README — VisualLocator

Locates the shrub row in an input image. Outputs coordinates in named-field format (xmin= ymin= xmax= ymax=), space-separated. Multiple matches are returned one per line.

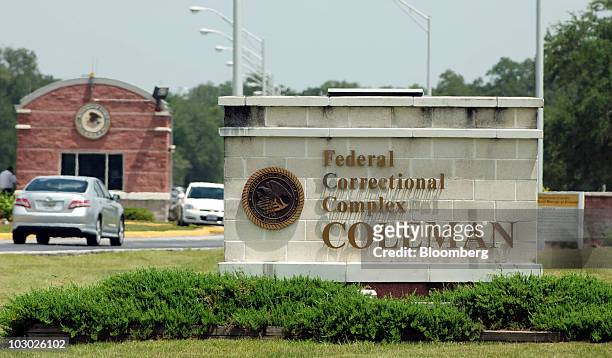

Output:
xmin=0 ymin=269 xmax=479 ymax=343
xmin=1 ymin=270 xmax=610 ymax=343
xmin=429 ymin=274 xmax=612 ymax=342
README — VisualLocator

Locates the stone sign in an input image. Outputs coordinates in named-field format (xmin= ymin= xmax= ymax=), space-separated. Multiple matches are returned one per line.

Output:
xmin=219 ymin=94 xmax=543 ymax=283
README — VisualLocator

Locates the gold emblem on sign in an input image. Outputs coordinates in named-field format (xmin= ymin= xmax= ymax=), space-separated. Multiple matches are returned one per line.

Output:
xmin=75 ymin=103 xmax=111 ymax=139
xmin=241 ymin=167 xmax=304 ymax=230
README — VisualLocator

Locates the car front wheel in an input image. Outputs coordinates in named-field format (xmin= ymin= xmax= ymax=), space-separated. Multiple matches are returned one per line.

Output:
xmin=86 ymin=218 xmax=102 ymax=246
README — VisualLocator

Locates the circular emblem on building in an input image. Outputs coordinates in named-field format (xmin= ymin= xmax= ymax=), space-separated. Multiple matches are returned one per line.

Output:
xmin=242 ymin=167 xmax=304 ymax=230
xmin=75 ymin=103 xmax=111 ymax=139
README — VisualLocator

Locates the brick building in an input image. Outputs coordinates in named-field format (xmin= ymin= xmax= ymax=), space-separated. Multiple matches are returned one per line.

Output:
xmin=14 ymin=76 xmax=172 ymax=219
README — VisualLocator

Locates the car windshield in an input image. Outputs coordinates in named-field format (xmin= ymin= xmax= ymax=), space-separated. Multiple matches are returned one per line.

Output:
xmin=188 ymin=187 xmax=223 ymax=200
xmin=25 ymin=178 xmax=88 ymax=193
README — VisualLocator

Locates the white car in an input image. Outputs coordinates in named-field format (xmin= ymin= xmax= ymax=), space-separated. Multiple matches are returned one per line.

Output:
xmin=177 ymin=182 xmax=224 ymax=226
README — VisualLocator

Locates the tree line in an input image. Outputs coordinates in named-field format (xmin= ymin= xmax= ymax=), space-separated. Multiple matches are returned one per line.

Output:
xmin=0 ymin=0 xmax=609 ymax=191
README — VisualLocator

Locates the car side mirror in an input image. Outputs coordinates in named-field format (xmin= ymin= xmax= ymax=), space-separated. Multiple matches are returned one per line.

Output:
xmin=112 ymin=194 xmax=120 ymax=201
xmin=177 ymin=193 xmax=185 ymax=200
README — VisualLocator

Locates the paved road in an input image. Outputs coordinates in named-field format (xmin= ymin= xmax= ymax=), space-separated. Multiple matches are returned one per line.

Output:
xmin=0 ymin=235 xmax=223 ymax=254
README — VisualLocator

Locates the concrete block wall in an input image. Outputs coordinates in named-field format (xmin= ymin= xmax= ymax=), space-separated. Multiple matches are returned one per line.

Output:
xmin=223 ymin=137 xmax=538 ymax=263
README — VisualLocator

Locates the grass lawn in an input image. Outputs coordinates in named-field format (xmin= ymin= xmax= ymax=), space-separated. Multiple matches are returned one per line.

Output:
xmin=0 ymin=250 xmax=223 ymax=305
xmin=0 ymin=340 xmax=611 ymax=357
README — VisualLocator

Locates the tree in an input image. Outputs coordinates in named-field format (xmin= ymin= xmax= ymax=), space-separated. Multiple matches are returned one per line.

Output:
xmin=482 ymin=57 xmax=534 ymax=97
xmin=434 ymin=58 xmax=534 ymax=97
xmin=543 ymin=0 xmax=611 ymax=190
xmin=434 ymin=70 xmax=476 ymax=96
xmin=0 ymin=48 xmax=54 ymax=170
xmin=168 ymin=82 xmax=232 ymax=186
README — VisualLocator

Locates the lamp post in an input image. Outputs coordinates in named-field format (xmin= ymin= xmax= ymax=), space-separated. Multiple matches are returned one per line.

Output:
xmin=535 ymin=0 xmax=544 ymax=192
xmin=191 ymin=4 xmax=269 ymax=95
xmin=395 ymin=0 xmax=432 ymax=96
xmin=232 ymin=0 xmax=242 ymax=96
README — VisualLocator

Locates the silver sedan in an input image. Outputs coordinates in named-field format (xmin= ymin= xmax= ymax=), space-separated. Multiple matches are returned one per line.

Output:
xmin=12 ymin=176 xmax=124 ymax=246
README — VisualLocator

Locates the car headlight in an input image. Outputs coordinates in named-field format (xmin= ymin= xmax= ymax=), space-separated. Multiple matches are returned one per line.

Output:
xmin=184 ymin=204 xmax=195 ymax=210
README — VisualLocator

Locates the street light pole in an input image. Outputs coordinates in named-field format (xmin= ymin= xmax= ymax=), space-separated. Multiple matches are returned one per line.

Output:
xmin=395 ymin=0 xmax=432 ymax=95
xmin=232 ymin=0 xmax=243 ymax=96
xmin=536 ymin=0 xmax=544 ymax=192
xmin=426 ymin=16 xmax=431 ymax=96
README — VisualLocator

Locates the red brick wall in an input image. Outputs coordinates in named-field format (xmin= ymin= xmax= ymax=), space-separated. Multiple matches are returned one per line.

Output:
xmin=16 ymin=82 xmax=171 ymax=193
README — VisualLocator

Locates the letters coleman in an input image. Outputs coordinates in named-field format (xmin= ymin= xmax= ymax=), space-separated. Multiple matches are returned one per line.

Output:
xmin=319 ymin=150 xmax=514 ymax=260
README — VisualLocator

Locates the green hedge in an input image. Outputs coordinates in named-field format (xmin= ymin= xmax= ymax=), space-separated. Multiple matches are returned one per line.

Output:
xmin=1 ymin=271 xmax=611 ymax=343
xmin=0 ymin=193 xmax=14 ymax=220
xmin=431 ymin=274 xmax=612 ymax=342
xmin=0 ymin=269 xmax=479 ymax=343
xmin=123 ymin=207 xmax=154 ymax=222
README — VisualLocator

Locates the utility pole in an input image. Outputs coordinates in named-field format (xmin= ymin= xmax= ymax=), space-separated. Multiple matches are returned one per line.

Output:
xmin=426 ymin=16 xmax=431 ymax=96
xmin=395 ymin=0 xmax=432 ymax=96
xmin=232 ymin=0 xmax=243 ymax=96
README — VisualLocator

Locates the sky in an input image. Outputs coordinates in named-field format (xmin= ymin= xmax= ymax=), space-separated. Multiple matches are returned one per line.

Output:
xmin=0 ymin=0 xmax=591 ymax=93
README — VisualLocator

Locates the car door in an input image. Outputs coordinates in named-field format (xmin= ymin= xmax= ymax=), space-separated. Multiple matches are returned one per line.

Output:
xmin=91 ymin=180 xmax=107 ymax=230
xmin=99 ymin=181 xmax=121 ymax=232
xmin=94 ymin=180 xmax=116 ymax=233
